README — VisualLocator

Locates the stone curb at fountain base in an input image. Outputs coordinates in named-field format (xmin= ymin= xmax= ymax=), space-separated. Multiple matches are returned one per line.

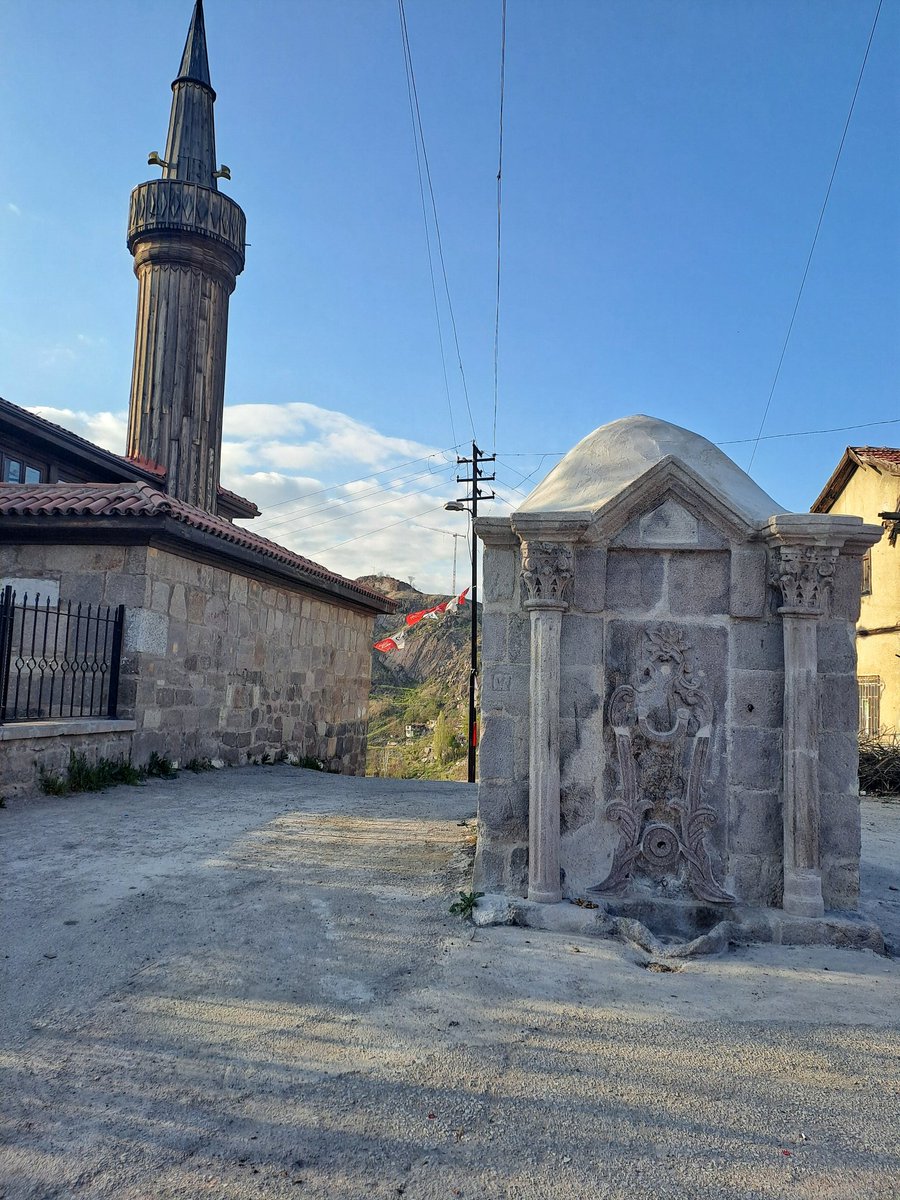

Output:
xmin=472 ymin=893 xmax=885 ymax=958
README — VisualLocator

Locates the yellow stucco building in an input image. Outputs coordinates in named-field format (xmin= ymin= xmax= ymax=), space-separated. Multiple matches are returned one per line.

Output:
xmin=813 ymin=447 xmax=900 ymax=736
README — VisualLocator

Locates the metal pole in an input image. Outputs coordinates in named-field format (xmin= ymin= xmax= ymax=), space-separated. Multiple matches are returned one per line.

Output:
xmin=468 ymin=441 xmax=478 ymax=783
xmin=107 ymin=604 xmax=125 ymax=718
xmin=0 ymin=585 xmax=14 ymax=726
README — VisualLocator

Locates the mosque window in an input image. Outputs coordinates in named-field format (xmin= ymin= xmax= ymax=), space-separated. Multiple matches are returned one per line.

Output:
xmin=0 ymin=452 xmax=46 ymax=484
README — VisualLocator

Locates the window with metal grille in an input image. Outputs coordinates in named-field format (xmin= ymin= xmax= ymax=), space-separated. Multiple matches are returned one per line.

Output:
xmin=861 ymin=549 xmax=872 ymax=595
xmin=858 ymin=675 xmax=882 ymax=737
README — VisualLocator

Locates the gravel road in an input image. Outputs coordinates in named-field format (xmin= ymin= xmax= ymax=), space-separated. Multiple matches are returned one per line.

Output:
xmin=1 ymin=768 xmax=899 ymax=1200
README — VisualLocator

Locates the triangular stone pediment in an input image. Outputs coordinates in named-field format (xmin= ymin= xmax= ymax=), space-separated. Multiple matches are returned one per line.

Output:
xmin=611 ymin=495 xmax=725 ymax=549
xmin=582 ymin=456 xmax=763 ymax=545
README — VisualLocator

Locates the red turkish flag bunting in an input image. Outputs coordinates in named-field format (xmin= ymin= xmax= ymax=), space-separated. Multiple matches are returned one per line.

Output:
xmin=405 ymin=586 xmax=469 ymax=627
xmin=374 ymin=587 xmax=469 ymax=652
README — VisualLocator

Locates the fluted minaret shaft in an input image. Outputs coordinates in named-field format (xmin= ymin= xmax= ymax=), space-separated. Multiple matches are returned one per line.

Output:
xmin=126 ymin=0 xmax=245 ymax=513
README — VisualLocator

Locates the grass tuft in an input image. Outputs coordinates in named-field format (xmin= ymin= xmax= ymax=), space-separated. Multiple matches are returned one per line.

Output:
xmin=40 ymin=750 xmax=143 ymax=796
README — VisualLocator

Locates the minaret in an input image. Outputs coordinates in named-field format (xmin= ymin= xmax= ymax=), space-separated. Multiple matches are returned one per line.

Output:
xmin=126 ymin=0 xmax=245 ymax=513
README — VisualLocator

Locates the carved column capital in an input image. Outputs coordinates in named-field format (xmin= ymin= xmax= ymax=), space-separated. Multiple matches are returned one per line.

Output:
xmin=769 ymin=543 xmax=839 ymax=616
xmin=519 ymin=540 xmax=575 ymax=609
xmin=763 ymin=512 xmax=882 ymax=617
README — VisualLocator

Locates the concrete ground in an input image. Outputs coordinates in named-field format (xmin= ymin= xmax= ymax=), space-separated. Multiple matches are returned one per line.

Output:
xmin=1 ymin=769 xmax=899 ymax=1200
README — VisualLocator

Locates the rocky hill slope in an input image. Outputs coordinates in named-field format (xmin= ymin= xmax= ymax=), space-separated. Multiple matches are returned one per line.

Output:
xmin=356 ymin=575 xmax=481 ymax=779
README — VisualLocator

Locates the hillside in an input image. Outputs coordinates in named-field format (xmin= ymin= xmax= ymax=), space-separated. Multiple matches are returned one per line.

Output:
xmin=357 ymin=575 xmax=481 ymax=780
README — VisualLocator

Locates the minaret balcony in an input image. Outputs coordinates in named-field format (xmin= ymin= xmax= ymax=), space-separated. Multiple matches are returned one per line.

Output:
xmin=127 ymin=178 xmax=245 ymax=269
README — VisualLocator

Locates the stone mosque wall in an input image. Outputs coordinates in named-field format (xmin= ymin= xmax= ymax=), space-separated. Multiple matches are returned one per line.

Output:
xmin=0 ymin=541 xmax=375 ymax=795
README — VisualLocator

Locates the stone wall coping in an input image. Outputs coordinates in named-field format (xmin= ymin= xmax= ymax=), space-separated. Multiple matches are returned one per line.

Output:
xmin=0 ymin=719 xmax=137 ymax=742
xmin=764 ymin=512 xmax=883 ymax=553
xmin=511 ymin=513 xmax=592 ymax=541
xmin=475 ymin=517 xmax=518 ymax=548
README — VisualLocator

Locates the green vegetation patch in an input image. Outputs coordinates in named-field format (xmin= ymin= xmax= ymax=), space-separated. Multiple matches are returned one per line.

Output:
xmin=39 ymin=749 xmax=178 ymax=796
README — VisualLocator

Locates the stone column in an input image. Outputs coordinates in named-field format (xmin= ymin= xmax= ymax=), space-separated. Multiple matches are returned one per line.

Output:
xmin=768 ymin=536 xmax=839 ymax=918
xmin=519 ymin=539 xmax=575 ymax=903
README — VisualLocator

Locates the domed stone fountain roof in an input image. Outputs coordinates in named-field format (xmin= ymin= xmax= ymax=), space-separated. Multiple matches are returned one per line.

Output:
xmin=517 ymin=414 xmax=785 ymax=525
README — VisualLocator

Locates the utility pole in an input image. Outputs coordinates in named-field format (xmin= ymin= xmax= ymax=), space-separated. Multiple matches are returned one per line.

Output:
xmin=453 ymin=442 xmax=495 ymax=783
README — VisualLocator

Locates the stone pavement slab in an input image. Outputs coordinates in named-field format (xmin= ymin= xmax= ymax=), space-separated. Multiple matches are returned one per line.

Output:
xmin=1 ymin=769 xmax=899 ymax=1200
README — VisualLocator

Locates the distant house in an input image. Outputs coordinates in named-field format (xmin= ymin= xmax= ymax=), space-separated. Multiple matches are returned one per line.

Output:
xmin=812 ymin=447 xmax=900 ymax=736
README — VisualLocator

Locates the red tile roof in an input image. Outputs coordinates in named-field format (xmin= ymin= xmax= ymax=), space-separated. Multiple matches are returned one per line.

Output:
xmin=216 ymin=482 xmax=260 ymax=517
xmin=0 ymin=482 xmax=394 ymax=610
xmin=851 ymin=447 xmax=900 ymax=465
xmin=1 ymin=398 xmax=260 ymax=518
xmin=122 ymin=453 xmax=167 ymax=478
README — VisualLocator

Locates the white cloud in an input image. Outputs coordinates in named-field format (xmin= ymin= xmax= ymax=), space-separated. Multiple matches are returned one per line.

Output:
xmin=220 ymin=400 xmax=471 ymax=588
xmin=6 ymin=203 xmax=21 ymax=216
xmin=37 ymin=332 xmax=107 ymax=369
xmin=25 ymin=400 xmax=496 ymax=592
xmin=28 ymin=406 xmax=127 ymax=453
xmin=224 ymin=402 xmax=436 ymax=468
xmin=39 ymin=344 xmax=78 ymax=367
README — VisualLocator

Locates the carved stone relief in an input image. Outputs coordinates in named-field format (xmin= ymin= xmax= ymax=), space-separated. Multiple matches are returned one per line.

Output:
xmin=520 ymin=541 xmax=575 ymax=606
xmin=769 ymin=544 xmax=838 ymax=613
xmin=591 ymin=622 xmax=735 ymax=904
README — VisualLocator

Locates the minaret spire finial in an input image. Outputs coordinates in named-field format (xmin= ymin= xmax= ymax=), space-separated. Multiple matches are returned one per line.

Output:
xmin=176 ymin=0 xmax=212 ymax=87
xmin=161 ymin=0 xmax=218 ymax=188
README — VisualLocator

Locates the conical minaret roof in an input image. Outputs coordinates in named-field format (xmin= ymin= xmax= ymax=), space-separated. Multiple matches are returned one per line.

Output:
xmin=163 ymin=0 xmax=218 ymax=188
xmin=176 ymin=0 xmax=212 ymax=87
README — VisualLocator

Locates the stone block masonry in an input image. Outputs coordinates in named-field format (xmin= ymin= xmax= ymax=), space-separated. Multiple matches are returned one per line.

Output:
xmin=1 ymin=721 xmax=136 ymax=800
xmin=473 ymin=415 xmax=884 ymax=948
xmin=0 ymin=540 xmax=378 ymax=796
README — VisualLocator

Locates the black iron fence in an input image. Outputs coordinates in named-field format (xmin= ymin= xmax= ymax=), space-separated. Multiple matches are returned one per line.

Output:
xmin=0 ymin=586 xmax=124 ymax=724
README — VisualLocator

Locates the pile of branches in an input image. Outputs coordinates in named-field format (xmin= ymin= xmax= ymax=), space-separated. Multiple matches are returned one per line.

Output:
xmin=859 ymin=732 xmax=900 ymax=797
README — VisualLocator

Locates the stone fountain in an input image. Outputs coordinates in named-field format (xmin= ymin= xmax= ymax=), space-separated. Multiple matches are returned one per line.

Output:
xmin=474 ymin=415 xmax=884 ymax=952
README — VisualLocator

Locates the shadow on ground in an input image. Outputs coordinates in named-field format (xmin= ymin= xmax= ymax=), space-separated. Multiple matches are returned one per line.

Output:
xmin=1 ymin=769 xmax=899 ymax=1200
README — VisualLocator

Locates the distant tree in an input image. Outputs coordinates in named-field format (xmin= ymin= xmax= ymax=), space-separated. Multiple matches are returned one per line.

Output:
xmin=432 ymin=711 xmax=453 ymax=765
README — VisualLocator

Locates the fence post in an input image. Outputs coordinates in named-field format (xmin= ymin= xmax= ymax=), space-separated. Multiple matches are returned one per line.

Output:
xmin=107 ymin=604 xmax=125 ymax=718
xmin=0 ymin=585 xmax=13 ymax=725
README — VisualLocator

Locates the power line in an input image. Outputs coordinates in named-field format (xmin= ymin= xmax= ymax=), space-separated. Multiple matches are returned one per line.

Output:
xmin=747 ymin=0 xmax=884 ymax=470
xmin=316 ymin=502 xmax=453 ymax=553
xmin=491 ymin=465 xmax=530 ymax=497
xmin=255 ymin=467 xmax=456 ymax=540
xmin=720 ymin=417 xmax=900 ymax=446
xmin=412 ymin=522 xmax=465 ymax=538
xmin=397 ymin=0 xmax=477 ymax=440
xmin=258 ymin=409 xmax=900 ymax=557
xmin=492 ymin=0 xmax=507 ymax=454
xmin=254 ymin=446 xmax=460 ymax=514
xmin=499 ymin=415 xmax=900 ymax=456
xmin=255 ymin=459 xmax=458 ymax=534
xmin=257 ymin=470 xmax=458 ymax=540
xmin=397 ymin=1 xmax=457 ymax=446
xmin=494 ymin=453 xmax=552 ymax=492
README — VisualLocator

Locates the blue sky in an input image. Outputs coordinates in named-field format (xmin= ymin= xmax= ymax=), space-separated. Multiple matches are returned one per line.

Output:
xmin=1 ymin=1 xmax=897 ymax=590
